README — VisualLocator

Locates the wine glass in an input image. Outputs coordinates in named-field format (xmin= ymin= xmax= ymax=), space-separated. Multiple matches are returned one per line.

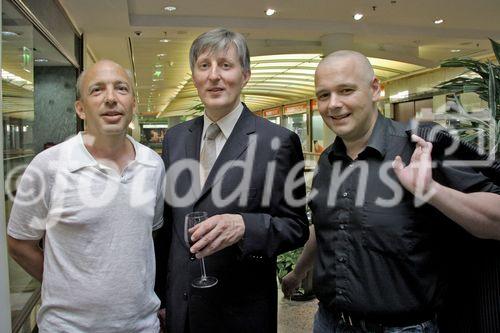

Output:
xmin=184 ymin=211 xmax=218 ymax=288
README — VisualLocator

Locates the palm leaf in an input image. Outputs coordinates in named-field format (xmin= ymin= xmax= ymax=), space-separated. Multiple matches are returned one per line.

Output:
xmin=489 ymin=38 xmax=500 ymax=64
xmin=488 ymin=61 xmax=497 ymax=120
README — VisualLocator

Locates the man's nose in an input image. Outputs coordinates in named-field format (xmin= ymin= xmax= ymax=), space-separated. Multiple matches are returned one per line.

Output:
xmin=208 ymin=66 xmax=221 ymax=80
xmin=328 ymin=94 xmax=342 ymax=110
xmin=104 ymin=87 xmax=117 ymax=104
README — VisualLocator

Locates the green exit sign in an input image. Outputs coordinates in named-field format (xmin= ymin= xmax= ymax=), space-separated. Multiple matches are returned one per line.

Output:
xmin=22 ymin=46 xmax=33 ymax=72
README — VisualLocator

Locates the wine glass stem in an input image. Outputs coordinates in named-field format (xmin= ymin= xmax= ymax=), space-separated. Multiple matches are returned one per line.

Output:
xmin=200 ymin=258 xmax=208 ymax=280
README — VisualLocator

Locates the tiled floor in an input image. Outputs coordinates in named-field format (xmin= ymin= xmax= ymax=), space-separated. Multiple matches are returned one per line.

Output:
xmin=278 ymin=290 xmax=318 ymax=333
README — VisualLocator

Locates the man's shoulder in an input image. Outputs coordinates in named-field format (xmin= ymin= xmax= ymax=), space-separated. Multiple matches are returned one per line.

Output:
xmin=166 ymin=117 xmax=200 ymax=137
xmin=29 ymin=136 xmax=78 ymax=169
xmin=133 ymin=140 xmax=164 ymax=166
xmin=382 ymin=116 xmax=408 ymax=137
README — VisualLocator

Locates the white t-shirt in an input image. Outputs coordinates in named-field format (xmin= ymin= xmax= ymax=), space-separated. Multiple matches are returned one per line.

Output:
xmin=8 ymin=133 xmax=165 ymax=333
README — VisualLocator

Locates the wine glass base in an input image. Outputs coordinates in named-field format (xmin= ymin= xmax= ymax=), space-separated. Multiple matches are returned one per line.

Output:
xmin=192 ymin=276 xmax=218 ymax=288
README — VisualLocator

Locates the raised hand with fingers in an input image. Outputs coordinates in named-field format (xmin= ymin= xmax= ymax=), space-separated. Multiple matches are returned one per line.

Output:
xmin=393 ymin=134 xmax=437 ymax=203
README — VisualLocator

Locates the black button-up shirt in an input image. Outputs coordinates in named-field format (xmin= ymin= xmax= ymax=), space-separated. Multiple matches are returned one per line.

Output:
xmin=310 ymin=113 xmax=500 ymax=318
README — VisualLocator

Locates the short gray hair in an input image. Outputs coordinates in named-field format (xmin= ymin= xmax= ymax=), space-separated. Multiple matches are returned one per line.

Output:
xmin=189 ymin=28 xmax=250 ymax=73
xmin=75 ymin=61 xmax=135 ymax=100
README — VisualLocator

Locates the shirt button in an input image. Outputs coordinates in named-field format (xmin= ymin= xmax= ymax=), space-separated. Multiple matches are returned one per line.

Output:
xmin=337 ymin=290 xmax=344 ymax=296
xmin=338 ymin=257 xmax=346 ymax=263
xmin=339 ymin=224 xmax=346 ymax=230
xmin=342 ymin=192 xmax=348 ymax=198
xmin=183 ymin=292 xmax=188 ymax=300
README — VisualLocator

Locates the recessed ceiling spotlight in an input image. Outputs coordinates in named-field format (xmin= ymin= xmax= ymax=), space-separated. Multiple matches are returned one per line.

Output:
xmin=353 ymin=13 xmax=364 ymax=21
xmin=160 ymin=38 xmax=170 ymax=43
xmin=434 ymin=19 xmax=444 ymax=24
xmin=35 ymin=58 xmax=49 ymax=63
xmin=157 ymin=53 xmax=166 ymax=57
xmin=265 ymin=8 xmax=276 ymax=16
xmin=451 ymin=49 xmax=461 ymax=53
xmin=164 ymin=6 xmax=176 ymax=12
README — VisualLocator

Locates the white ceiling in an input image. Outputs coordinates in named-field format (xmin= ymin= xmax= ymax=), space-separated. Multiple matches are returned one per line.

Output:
xmin=59 ymin=0 xmax=500 ymax=120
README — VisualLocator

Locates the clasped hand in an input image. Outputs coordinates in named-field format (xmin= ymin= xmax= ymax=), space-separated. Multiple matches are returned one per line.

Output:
xmin=189 ymin=214 xmax=245 ymax=258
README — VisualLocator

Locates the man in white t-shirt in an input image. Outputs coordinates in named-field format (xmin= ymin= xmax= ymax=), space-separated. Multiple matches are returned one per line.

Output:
xmin=7 ymin=60 xmax=165 ymax=333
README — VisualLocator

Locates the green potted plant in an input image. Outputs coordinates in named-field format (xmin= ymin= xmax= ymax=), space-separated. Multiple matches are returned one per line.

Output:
xmin=277 ymin=248 xmax=303 ymax=282
xmin=435 ymin=38 xmax=500 ymax=156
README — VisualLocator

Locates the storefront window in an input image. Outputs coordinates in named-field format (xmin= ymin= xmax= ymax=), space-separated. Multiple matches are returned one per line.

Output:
xmin=2 ymin=0 xmax=78 ymax=329
xmin=311 ymin=110 xmax=325 ymax=154
xmin=2 ymin=2 xmax=39 ymax=326
xmin=267 ymin=116 xmax=280 ymax=125
xmin=141 ymin=123 xmax=168 ymax=153
xmin=283 ymin=113 xmax=309 ymax=152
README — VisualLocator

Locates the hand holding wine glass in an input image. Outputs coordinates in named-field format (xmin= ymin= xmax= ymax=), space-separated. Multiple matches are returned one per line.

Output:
xmin=185 ymin=212 xmax=218 ymax=288
xmin=188 ymin=213 xmax=245 ymax=258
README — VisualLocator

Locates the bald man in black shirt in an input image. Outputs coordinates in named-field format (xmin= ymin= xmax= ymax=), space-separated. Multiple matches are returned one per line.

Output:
xmin=282 ymin=50 xmax=500 ymax=333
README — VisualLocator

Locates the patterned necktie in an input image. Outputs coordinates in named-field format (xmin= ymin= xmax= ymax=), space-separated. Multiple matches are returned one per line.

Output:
xmin=200 ymin=123 xmax=221 ymax=186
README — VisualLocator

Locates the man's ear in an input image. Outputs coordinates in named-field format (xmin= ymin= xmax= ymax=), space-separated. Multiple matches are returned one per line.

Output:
xmin=75 ymin=100 xmax=86 ymax=120
xmin=371 ymin=77 xmax=381 ymax=102
xmin=132 ymin=97 xmax=137 ymax=115
xmin=241 ymin=70 xmax=251 ymax=88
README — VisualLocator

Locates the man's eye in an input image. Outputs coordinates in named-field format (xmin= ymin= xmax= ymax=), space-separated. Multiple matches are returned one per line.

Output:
xmin=222 ymin=63 xmax=231 ymax=68
xmin=117 ymin=85 xmax=129 ymax=92
xmin=90 ymin=87 xmax=101 ymax=94
xmin=317 ymin=93 xmax=329 ymax=100
xmin=340 ymin=89 xmax=353 ymax=95
xmin=199 ymin=63 xmax=209 ymax=69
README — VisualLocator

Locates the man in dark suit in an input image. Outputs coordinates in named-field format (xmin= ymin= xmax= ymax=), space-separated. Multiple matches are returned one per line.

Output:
xmin=155 ymin=28 xmax=309 ymax=333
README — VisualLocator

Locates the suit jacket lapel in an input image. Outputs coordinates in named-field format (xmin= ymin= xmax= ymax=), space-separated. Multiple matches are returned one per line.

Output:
xmin=198 ymin=107 xmax=256 ymax=200
xmin=185 ymin=116 xmax=203 ymax=198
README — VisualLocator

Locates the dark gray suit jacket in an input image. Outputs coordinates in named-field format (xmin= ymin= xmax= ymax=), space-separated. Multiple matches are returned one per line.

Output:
xmin=155 ymin=105 xmax=309 ymax=333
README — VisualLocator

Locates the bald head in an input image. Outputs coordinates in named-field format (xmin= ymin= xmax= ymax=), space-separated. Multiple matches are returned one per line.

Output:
xmin=76 ymin=60 xmax=135 ymax=100
xmin=314 ymin=50 xmax=381 ymax=143
xmin=317 ymin=50 xmax=375 ymax=85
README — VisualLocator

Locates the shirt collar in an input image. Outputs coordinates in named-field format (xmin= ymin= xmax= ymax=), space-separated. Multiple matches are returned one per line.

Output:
xmin=67 ymin=132 xmax=156 ymax=173
xmin=328 ymin=112 xmax=389 ymax=162
xmin=202 ymin=102 xmax=243 ymax=140
xmin=362 ymin=112 xmax=389 ymax=158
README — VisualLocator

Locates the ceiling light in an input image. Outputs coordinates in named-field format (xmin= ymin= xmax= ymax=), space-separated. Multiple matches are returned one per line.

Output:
xmin=353 ymin=13 xmax=364 ymax=21
xmin=164 ymin=6 xmax=176 ymax=12
xmin=2 ymin=31 xmax=20 ymax=37
xmin=35 ymin=58 xmax=49 ymax=63
xmin=434 ymin=19 xmax=444 ymax=24
xmin=451 ymin=49 xmax=461 ymax=53
xmin=265 ymin=8 xmax=276 ymax=16
xmin=160 ymin=38 xmax=170 ymax=43
xmin=157 ymin=53 xmax=166 ymax=57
